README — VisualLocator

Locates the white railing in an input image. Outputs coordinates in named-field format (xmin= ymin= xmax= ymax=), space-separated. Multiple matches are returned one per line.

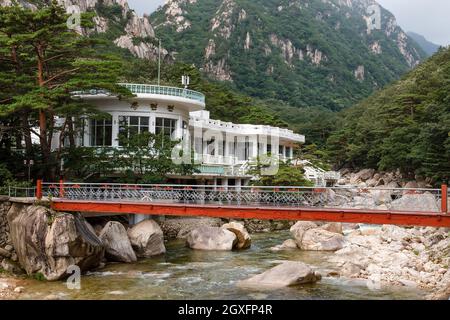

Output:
xmin=37 ymin=182 xmax=447 ymax=213
xmin=196 ymin=154 xmax=237 ymax=166
xmin=190 ymin=118 xmax=304 ymax=142
xmin=118 ymin=83 xmax=205 ymax=103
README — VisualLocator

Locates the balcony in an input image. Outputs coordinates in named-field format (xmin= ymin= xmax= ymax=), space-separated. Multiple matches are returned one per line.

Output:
xmin=194 ymin=154 xmax=238 ymax=166
xmin=118 ymin=83 xmax=205 ymax=104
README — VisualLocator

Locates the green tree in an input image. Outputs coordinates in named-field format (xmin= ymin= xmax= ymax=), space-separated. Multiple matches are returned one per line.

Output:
xmin=0 ymin=2 xmax=132 ymax=179
xmin=249 ymin=157 xmax=313 ymax=187
xmin=113 ymin=131 xmax=198 ymax=184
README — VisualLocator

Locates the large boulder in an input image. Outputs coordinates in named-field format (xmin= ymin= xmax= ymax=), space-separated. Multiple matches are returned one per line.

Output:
xmin=99 ymin=222 xmax=137 ymax=263
xmin=237 ymin=261 xmax=321 ymax=289
xmin=221 ymin=222 xmax=251 ymax=249
xmin=321 ymin=223 xmax=343 ymax=234
xmin=7 ymin=203 xmax=104 ymax=281
xmin=300 ymin=229 xmax=345 ymax=251
xmin=127 ymin=220 xmax=166 ymax=258
xmin=270 ymin=239 xmax=298 ymax=251
xmin=290 ymin=221 xmax=318 ymax=246
xmin=186 ymin=226 xmax=237 ymax=251
xmin=391 ymin=193 xmax=440 ymax=212
xmin=159 ymin=217 xmax=222 ymax=240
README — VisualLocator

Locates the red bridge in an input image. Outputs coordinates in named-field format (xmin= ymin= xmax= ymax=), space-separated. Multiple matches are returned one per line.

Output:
xmin=10 ymin=181 xmax=450 ymax=228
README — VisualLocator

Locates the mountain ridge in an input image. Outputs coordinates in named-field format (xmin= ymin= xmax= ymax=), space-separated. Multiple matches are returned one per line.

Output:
xmin=151 ymin=0 xmax=427 ymax=110
xmin=407 ymin=31 xmax=440 ymax=57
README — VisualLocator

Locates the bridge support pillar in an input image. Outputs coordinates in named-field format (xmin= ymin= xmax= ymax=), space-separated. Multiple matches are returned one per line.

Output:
xmin=130 ymin=214 xmax=149 ymax=226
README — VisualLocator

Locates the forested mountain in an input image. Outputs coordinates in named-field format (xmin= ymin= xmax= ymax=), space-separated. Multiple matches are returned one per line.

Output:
xmin=326 ymin=47 xmax=450 ymax=182
xmin=151 ymin=0 xmax=426 ymax=110
xmin=407 ymin=31 xmax=440 ymax=57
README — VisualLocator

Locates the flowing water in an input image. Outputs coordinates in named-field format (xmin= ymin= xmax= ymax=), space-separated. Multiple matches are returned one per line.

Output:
xmin=18 ymin=231 xmax=426 ymax=300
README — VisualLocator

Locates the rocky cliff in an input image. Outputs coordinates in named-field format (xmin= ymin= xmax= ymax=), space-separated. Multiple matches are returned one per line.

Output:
xmin=151 ymin=0 xmax=427 ymax=110
xmin=0 ymin=0 xmax=169 ymax=61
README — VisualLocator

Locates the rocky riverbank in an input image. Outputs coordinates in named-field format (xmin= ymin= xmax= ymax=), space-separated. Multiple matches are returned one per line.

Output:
xmin=1 ymin=196 xmax=449 ymax=300
xmin=337 ymin=168 xmax=435 ymax=189
xmin=269 ymin=221 xmax=450 ymax=299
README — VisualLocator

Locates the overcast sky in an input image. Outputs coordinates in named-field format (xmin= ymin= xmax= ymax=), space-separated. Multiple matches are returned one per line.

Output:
xmin=129 ymin=0 xmax=450 ymax=45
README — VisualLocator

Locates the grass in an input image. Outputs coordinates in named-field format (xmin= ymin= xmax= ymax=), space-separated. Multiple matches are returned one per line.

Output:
xmin=33 ymin=272 xmax=46 ymax=281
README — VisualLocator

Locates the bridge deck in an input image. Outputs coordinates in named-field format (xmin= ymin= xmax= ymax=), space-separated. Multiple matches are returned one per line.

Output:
xmin=51 ymin=200 xmax=450 ymax=228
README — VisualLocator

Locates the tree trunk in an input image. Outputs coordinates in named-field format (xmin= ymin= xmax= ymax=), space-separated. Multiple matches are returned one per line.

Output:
xmin=36 ymin=44 xmax=54 ymax=180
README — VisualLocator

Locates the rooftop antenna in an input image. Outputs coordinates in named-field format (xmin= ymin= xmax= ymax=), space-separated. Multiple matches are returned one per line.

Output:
xmin=182 ymin=75 xmax=190 ymax=89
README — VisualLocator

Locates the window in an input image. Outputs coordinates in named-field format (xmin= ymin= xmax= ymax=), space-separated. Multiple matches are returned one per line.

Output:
xmin=267 ymin=144 xmax=272 ymax=154
xmin=118 ymin=116 xmax=150 ymax=146
xmin=155 ymin=118 xmax=177 ymax=139
xmin=90 ymin=118 xmax=112 ymax=146
xmin=285 ymin=146 xmax=291 ymax=158
xmin=279 ymin=145 xmax=284 ymax=156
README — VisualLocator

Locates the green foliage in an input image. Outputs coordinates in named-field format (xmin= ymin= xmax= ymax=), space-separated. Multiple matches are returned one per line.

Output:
xmin=326 ymin=47 xmax=450 ymax=183
xmin=152 ymin=0 xmax=426 ymax=111
xmin=0 ymin=2 xmax=132 ymax=180
xmin=33 ymin=272 xmax=46 ymax=281
xmin=121 ymin=58 xmax=289 ymax=127
xmin=112 ymin=131 xmax=198 ymax=184
xmin=248 ymin=157 xmax=313 ymax=187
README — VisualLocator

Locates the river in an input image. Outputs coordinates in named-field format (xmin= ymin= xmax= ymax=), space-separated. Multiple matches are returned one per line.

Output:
xmin=16 ymin=231 xmax=426 ymax=300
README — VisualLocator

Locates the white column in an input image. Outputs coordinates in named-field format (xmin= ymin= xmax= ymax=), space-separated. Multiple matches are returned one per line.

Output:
xmin=260 ymin=135 xmax=268 ymax=156
xmin=235 ymin=178 xmax=241 ymax=191
xmin=290 ymin=146 xmax=294 ymax=159
xmin=83 ymin=117 xmax=90 ymax=147
xmin=282 ymin=145 xmax=286 ymax=161
xmin=111 ymin=114 xmax=119 ymax=147
xmin=149 ymin=114 xmax=156 ymax=134
xmin=176 ymin=115 xmax=183 ymax=139
xmin=131 ymin=214 xmax=148 ymax=225
xmin=250 ymin=135 xmax=258 ymax=159
xmin=222 ymin=178 xmax=228 ymax=191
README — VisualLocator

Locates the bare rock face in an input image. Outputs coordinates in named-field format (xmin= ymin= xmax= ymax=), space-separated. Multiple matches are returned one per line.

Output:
xmin=237 ymin=261 xmax=321 ymax=289
xmin=291 ymin=221 xmax=345 ymax=251
xmin=7 ymin=203 xmax=104 ymax=281
xmin=300 ymin=228 xmax=345 ymax=251
xmin=127 ymin=220 xmax=166 ymax=258
xmin=391 ymin=193 xmax=440 ymax=212
xmin=290 ymin=221 xmax=318 ymax=246
xmin=186 ymin=226 xmax=237 ymax=251
xmin=221 ymin=222 xmax=251 ymax=249
xmin=321 ymin=223 xmax=343 ymax=235
xmin=99 ymin=222 xmax=137 ymax=263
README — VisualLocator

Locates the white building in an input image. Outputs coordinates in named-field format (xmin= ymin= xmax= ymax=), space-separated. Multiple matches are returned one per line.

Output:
xmin=70 ymin=83 xmax=305 ymax=186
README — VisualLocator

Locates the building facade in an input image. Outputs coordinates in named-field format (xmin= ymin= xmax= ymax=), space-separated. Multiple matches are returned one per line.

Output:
xmin=72 ymin=83 xmax=305 ymax=186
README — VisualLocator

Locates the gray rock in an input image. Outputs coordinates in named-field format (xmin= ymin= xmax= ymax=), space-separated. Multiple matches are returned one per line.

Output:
xmin=186 ymin=226 xmax=237 ymax=251
xmin=237 ymin=261 xmax=321 ymax=289
xmin=0 ymin=247 xmax=11 ymax=258
xmin=127 ymin=220 xmax=166 ymax=258
xmin=300 ymin=229 xmax=345 ymax=251
xmin=290 ymin=221 xmax=318 ymax=246
xmin=221 ymin=222 xmax=251 ymax=249
xmin=99 ymin=222 xmax=137 ymax=263
xmin=7 ymin=203 xmax=104 ymax=280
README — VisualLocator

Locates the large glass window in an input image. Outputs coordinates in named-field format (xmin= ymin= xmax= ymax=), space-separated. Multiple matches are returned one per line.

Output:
xmin=285 ymin=146 xmax=291 ymax=158
xmin=119 ymin=116 xmax=149 ymax=145
xmin=90 ymin=118 xmax=112 ymax=146
xmin=155 ymin=118 xmax=177 ymax=139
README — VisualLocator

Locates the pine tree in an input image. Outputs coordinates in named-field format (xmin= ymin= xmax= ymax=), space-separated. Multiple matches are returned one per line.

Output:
xmin=0 ymin=1 xmax=132 ymax=179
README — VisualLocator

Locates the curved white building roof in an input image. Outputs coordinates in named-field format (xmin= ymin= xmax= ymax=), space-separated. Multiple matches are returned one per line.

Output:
xmin=74 ymin=83 xmax=206 ymax=112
